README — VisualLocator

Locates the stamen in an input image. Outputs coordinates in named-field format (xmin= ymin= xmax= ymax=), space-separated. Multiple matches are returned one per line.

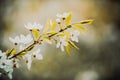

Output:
xmin=33 ymin=54 xmax=36 ymax=58
xmin=37 ymin=29 xmax=40 ymax=31
xmin=30 ymin=29 xmax=32 ymax=31
xmin=72 ymin=34 xmax=74 ymax=37
xmin=26 ymin=60 xmax=28 ymax=63
xmin=58 ymin=22 xmax=61 ymax=24
xmin=13 ymin=64 xmax=17 ymax=68
xmin=62 ymin=17 xmax=66 ymax=20
xmin=2 ymin=62 xmax=5 ymax=66
xmin=12 ymin=59 xmax=16 ymax=63
xmin=60 ymin=41 xmax=62 ymax=44
xmin=14 ymin=43 xmax=18 ymax=45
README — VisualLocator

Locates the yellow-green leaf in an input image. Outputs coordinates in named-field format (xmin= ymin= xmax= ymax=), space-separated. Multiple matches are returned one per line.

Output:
xmin=64 ymin=32 xmax=70 ymax=38
xmin=51 ymin=22 xmax=57 ymax=31
xmin=43 ymin=38 xmax=52 ymax=44
xmin=66 ymin=13 xmax=72 ymax=25
xmin=72 ymin=24 xmax=87 ymax=31
xmin=19 ymin=52 xmax=27 ymax=57
xmin=56 ymin=33 xmax=65 ymax=37
xmin=78 ymin=19 xmax=93 ymax=25
xmin=65 ymin=45 xmax=71 ymax=56
xmin=26 ymin=45 xmax=34 ymax=51
xmin=68 ymin=40 xmax=79 ymax=49
xmin=32 ymin=29 xmax=39 ymax=41
xmin=43 ymin=19 xmax=50 ymax=33
xmin=6 ymin=48 xmax=16 ymax=57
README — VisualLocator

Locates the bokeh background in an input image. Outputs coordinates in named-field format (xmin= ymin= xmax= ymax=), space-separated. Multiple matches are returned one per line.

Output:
xmin=0 ymin=0 xmax=120 ymax=80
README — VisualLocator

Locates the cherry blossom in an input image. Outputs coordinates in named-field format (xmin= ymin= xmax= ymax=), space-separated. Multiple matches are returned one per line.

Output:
xmin=25 ymin=22 xmax=43 ymax=30
xmin=56 ymin=36 xmax=68 ymax=51
xmin=70 ymin=30 xmax=80 ymax=42
xmin=9 ymin=36 xmax=20 ymax=45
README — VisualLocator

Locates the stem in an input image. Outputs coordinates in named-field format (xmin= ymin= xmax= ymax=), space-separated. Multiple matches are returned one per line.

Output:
xmin=9 ymin=42 xmax=36 ymax=59
xmin=9 ymin=25 xmax=72 ymax=59
xmin=48 ymin=25 xmax=72 ymax=37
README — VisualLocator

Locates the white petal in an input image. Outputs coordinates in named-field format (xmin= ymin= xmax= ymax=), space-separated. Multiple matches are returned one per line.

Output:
xmin=56 ymin=42 xmax=60 ymax=48
xmin=38 ymin=24 xmax=43 ymax=30
xmin=56 ymin=13 xmax=62 ymax=18
xmin=26 ymin=55 xmax=32 ymax=70
xmin=19 ymin=45 xmax=25 ymax=50
xmin=27 ymin=60 xmax=32 ymax=70
xmin=25 ymin=23 xmax=33 ymax=29
xmin=63 ymin=13 xmax=69 ymax=18
xmin=56 ymin=18 xmax=61 ymax=22
xmin=9 ymin=37 xmax=15 ymax=43
xmin=8 ymin=72 xmax=13 ymax=79
xmin=61 ymin=45 xmax=64 ymax=51
xmin=64 ymin=42 xmax=68 ymax=46
xmin=36 ymin=54 xmax=43 ymax=60
xmin=50 ymin=20 xmax=53 ymax=26
xmin=15 ymin=36 xmax=20 ymax=43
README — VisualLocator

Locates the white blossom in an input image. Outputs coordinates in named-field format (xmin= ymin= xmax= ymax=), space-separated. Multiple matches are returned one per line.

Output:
xmin=0 ymin=51 xmax=14 ymax=79
xmin=0 ymin=52 xmax=13 ymax=69
xmin=25 ymin=22 xmax=43 ymax=30
xmin=22 ymin=47 xmax=43 ymax=70
xmin=9 ymin=34 xmax=33 ymax=45
xmin=70 ymin=30 xmax=80 ymax=42
xmin=23 ymin=54 xmax=32 ymax=70
xmin=56 ymin=12 xmax=69 ymax=18
xmin=9 ymin=36 xmax=20 ymax=45
xmin=7 ymin=68 xmax=13 ymax=79
xmin=56 ymin=18 xmax=61 ymax=23
xmin=56 ymin=36 xmax=68 ymax=51
xmin=20 ymin=34 xmax=33 ymax=44
xmin=32 ymin=49 xmax=43 ymax=60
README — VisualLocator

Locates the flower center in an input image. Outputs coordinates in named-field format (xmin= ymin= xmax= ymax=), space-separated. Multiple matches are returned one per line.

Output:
xmin=2 ymin=62 xmax=6 ymax=66
xmin=26 ymin=60 xmax=28 ymax=63
xmin=14 ymin=43 xmax=18 ymax=45
xmin=62 ymin=17 xmax=66 ymax=20
xmin=33 ymin=54 xmax=36 ymax=58
xmin=14 ymin=64 xmax=17 ymax=68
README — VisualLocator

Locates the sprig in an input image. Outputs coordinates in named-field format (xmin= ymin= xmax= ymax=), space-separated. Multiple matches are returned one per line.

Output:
xmin=0 ymin=12 xmax=93 ymax=79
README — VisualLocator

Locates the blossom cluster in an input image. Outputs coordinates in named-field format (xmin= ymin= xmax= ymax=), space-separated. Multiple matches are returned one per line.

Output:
xmin=0 ymin=12 xmax=93 ymax=79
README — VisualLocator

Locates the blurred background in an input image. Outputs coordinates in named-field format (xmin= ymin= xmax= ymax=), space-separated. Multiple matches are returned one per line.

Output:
xmin=0 ymin=0 xmax=120 ymax=80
